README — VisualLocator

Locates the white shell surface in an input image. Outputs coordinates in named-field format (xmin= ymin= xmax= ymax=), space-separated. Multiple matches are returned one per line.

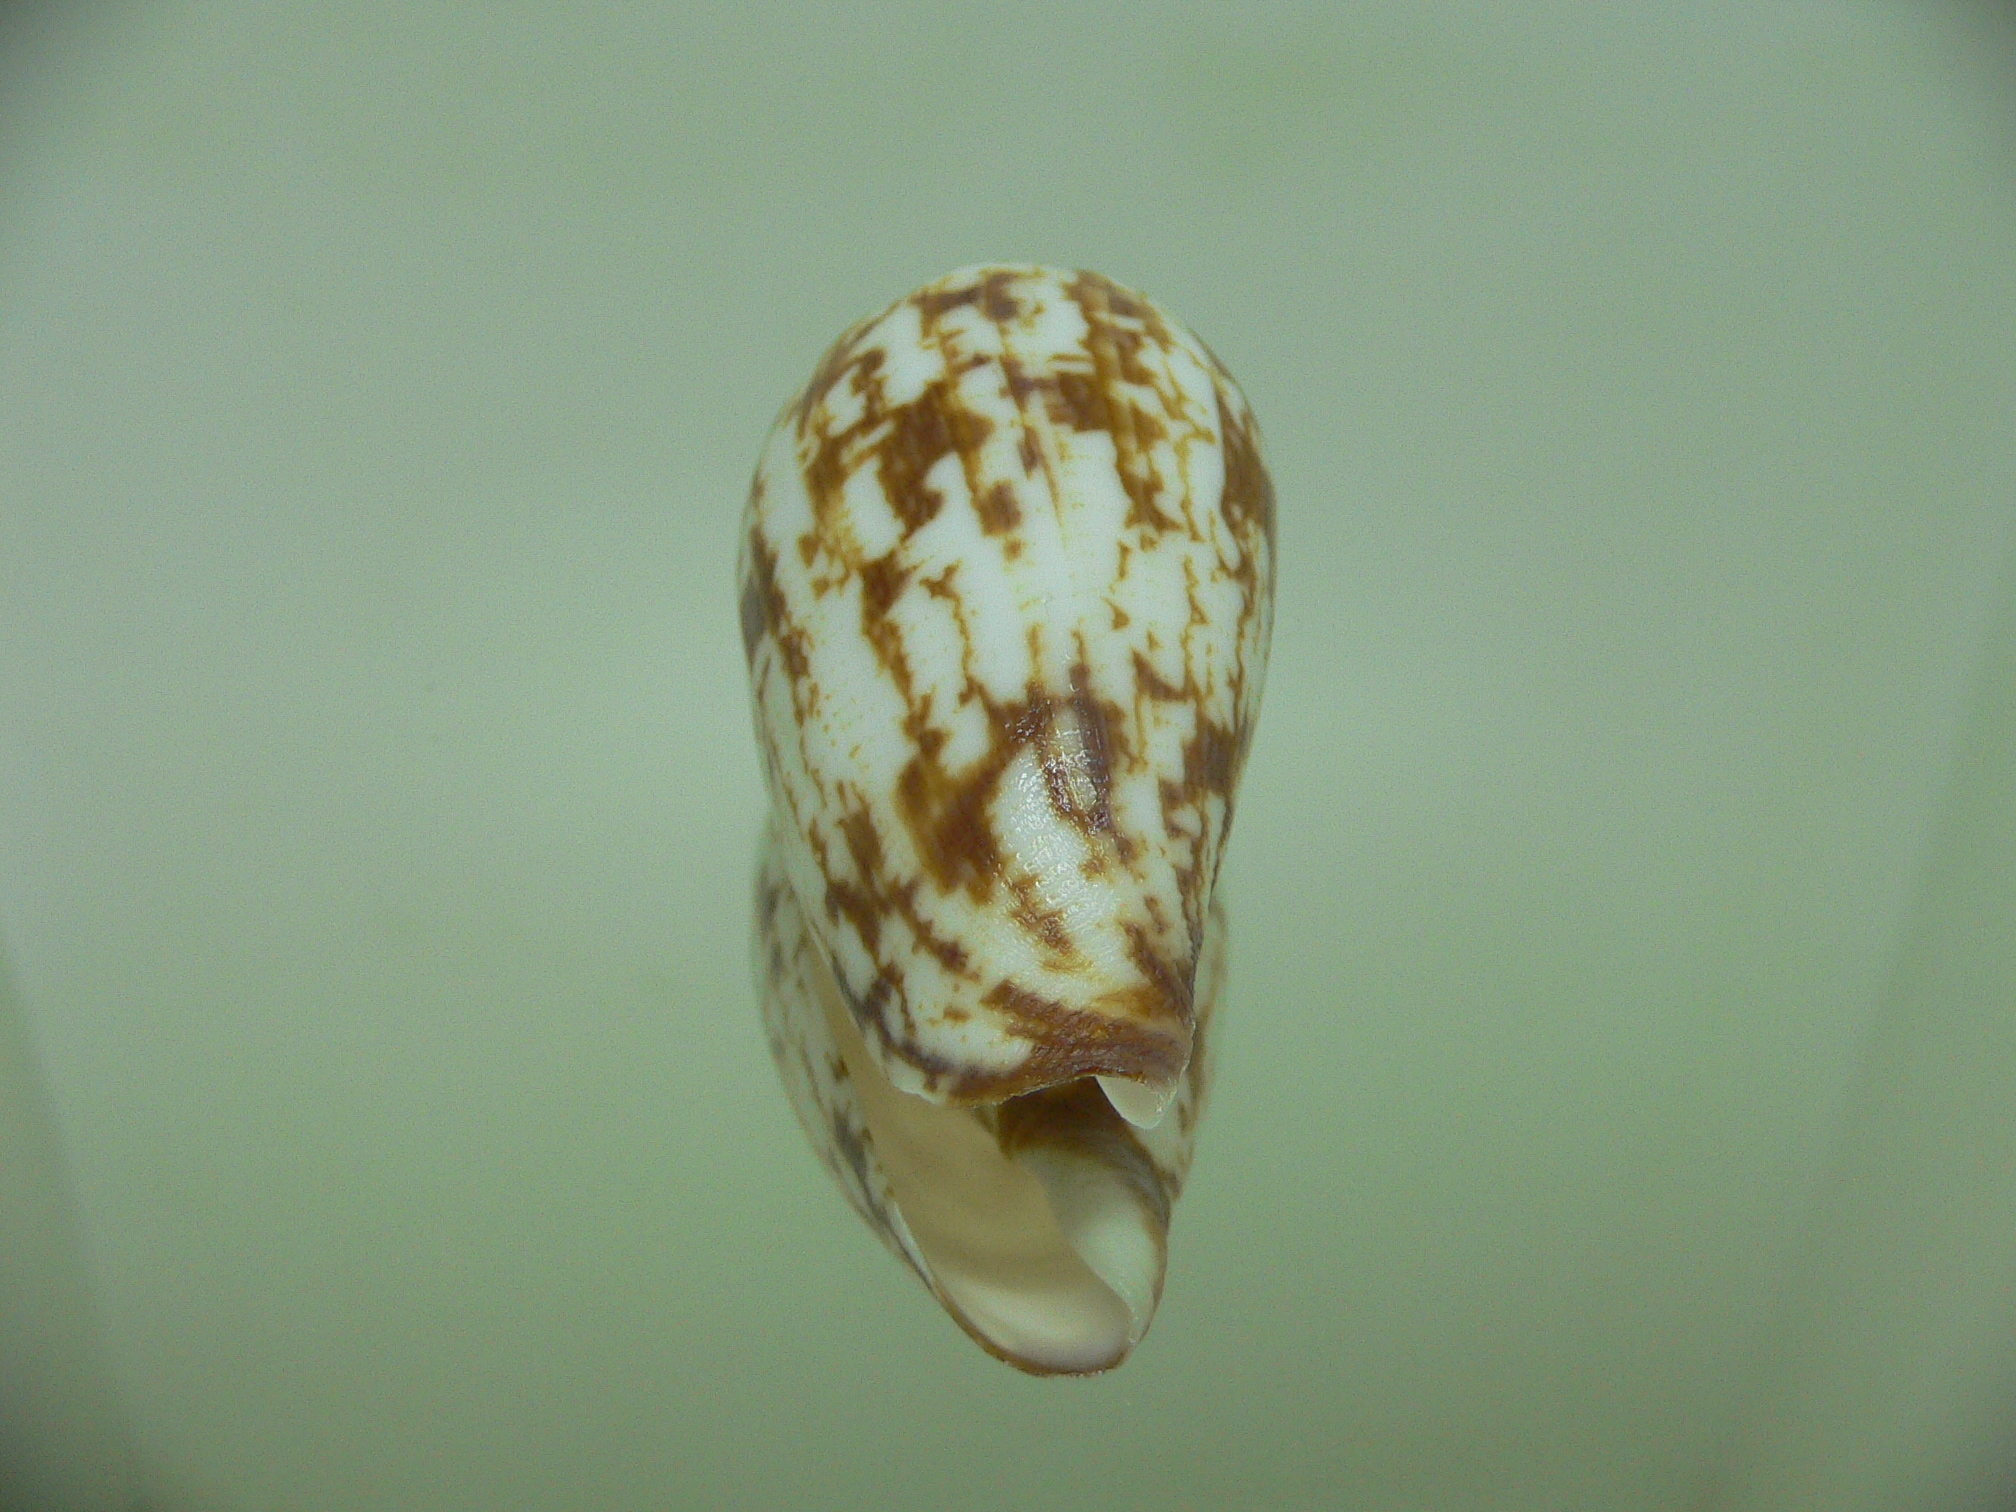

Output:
xmin=754 ymin=817 xmax=1224 ymax=1375
xmin=739 ymin=265 xmax=1274 ymax=1121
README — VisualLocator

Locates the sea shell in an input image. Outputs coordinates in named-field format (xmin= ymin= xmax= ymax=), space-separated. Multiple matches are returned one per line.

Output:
xmin=739 ymin=264 xmax=1273 ymax=1373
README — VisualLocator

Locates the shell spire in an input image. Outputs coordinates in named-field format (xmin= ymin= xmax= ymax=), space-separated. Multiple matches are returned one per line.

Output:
xmin=741 ymin=264 xmax=1274 ymax=1371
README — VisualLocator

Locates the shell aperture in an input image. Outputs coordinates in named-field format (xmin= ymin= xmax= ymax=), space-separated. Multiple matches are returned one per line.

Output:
xmin=740 ymin=264 xmax=1273 ymax=1373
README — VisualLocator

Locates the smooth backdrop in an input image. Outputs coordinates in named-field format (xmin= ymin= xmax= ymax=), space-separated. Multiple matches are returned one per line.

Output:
xmin=3 ymin=4 xmax=2016 ymax=1509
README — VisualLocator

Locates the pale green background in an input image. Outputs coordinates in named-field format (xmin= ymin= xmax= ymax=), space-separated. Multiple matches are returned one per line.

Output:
xmin=3 ymin=3 xmax=2016 ymax=1509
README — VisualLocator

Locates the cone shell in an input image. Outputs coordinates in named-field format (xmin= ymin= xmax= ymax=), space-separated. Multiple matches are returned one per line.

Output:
xmin=739 ymin=263 xmax=1274 ymax=1371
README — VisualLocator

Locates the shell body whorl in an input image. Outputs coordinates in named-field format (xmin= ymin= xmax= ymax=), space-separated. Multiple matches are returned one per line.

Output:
xmin=741 ymin=264 xmax=1273 ymax=1372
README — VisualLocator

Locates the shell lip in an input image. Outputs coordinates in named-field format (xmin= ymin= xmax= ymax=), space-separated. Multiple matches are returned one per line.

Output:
xmin=918 ymin=1089 xmax=1173 ymax=1376
xmin=870 ymin=1010 xmax=1194 ymax=1118
xmin=937 ymin=1300 xmax=1143 ymax=1378
xmin=1096 ymin=1073 xmax=1176 ymax=1129
xmin=820 ymin=982 xmax=1176 ymax=1379
xmin=840 ymin=947 xmax=1199 ymax=1116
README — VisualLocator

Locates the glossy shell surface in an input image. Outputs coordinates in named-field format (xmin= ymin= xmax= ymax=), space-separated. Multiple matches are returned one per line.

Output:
xmin=739 ymin=263 xmax=1274 ymax=1372
xmin=740 ymin=264 xmax=1273 ymax=1122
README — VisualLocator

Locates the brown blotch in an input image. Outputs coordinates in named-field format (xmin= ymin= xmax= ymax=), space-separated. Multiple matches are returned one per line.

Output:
xmin=799 ymin=348 xmax=998 ymax=548
xmin=826 ymin=1108 xmax=872 ymax=1193
xmin=799 ymin=343 xmax=888 ymax=531
xmin=1063 ymin=272 xmax=1186 ymax=538
xmin=741 ymin=529 xmax=810 ymax=682
xmin=975 ymin=480 xmax=1022 ymax=536
xmin=893 ymin=667 xmax=1132 ymax=907
xmin=1046 ymin=369 xmax=1110 ymax=433
xmin=1088 ymin=278 xmax=1154 ymax=328
xmin=856 ymin=551 xmax=914 ymax=693
xmin=831 ymin=801 xmax=969 ymax=978
xmin=913 ymin=267 xmax=1025 ymax=329
xmin=834 ymin=957 xmax=1193 ymax=1111
xmin=1005 ymin=871 xmax=1075 ymax=960
xmin=964 ymin=979 xmax=1190 ymax=1103
xmin=876 ymin=376 xmax=995 ymax=536
xmin=1068 ymin=270 xmax=1179 ymax=394
xmin=978 ymin=271 xmax=1025 ymax=324
xmin=1120 ymin=923 xmax=1196 ymax=1025
xmin=895 ymin=735 xmax=1013 ymax=900
xmin=738 ymin=570 xmax=767 ymax=664
xmin=1129 ymin=647 xmax=1188 ymax=704
xmin=1182 ymin=716 xmax=1241 ymax=799
xmin=793 ymin=322 xmax=880 ymax=433
xmin=830 ymin=954 xmax=916 ymax=1047
xmin=823 ymin=876 xmax=886 ymax=958
xmin=754 ymin=869 xmax=787 ymax=937
xmin=1216 ymin=391 xmax=1277 ymax=557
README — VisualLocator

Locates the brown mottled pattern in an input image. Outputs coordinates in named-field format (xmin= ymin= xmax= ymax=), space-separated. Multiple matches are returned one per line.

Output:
xmin=752 ymin=820 xmax=931 ymax=1286
xmin=753 ymin=817 xmax=1226 ymax=1368
xmin=740 ymin=264 xmax=1273 ymax=1114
